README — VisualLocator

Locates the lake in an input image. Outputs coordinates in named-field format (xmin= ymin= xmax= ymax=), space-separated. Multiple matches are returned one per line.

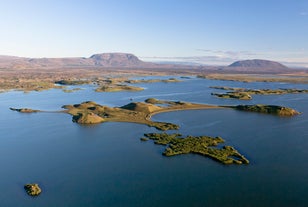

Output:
xmin=0 ymin=77 xmax=307 ymax=207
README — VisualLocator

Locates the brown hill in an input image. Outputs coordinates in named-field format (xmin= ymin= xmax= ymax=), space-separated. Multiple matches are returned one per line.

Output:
xmin=229 ymin=59 xmax=288 ymax=68
xmin=227 ymin=59 xmax=289 ymax=73
xmin=120 ymin=102 xmax=162 ymax=113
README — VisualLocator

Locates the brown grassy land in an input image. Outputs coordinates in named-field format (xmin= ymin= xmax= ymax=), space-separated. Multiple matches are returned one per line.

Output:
xmin=61 ymin=100 xmax=220 ymax=130
xmin=198 ymin=73 xmax=308 ymax=84
xmin=1 ymin=64 xmax=307 ymax=92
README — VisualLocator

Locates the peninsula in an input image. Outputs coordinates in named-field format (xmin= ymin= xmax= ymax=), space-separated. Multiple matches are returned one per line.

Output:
xmin=142 ymin=133 xmax=249 ymax=165
xmin=61 ymin=99 xmax=219 ymax=130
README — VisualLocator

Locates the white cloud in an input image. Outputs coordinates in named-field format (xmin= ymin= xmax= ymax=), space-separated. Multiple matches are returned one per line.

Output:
xmin=141 ymin=55 xmax=237 ymax=66
xmin=195 ymin=49 xmax=258 ymax=59
xmin=300 ymin=12 xmax=308 ymax=16
xmin=141 ymin=49 xmax=308 ymax=68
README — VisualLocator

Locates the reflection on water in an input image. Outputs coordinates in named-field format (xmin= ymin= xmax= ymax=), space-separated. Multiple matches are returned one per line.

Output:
xmin=0 ymin=77 xmax=307 ymax=207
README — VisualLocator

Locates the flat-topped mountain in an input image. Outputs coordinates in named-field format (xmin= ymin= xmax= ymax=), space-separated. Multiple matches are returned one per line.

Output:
xmin=229 ymin=59 xmax=288 ymax=69
xmin=90 ymin=53 xmax=145 ymax=67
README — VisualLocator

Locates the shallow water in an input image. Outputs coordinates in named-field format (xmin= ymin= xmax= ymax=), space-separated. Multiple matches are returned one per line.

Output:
xmin=0 ymin=77 xmax=307 ymax=207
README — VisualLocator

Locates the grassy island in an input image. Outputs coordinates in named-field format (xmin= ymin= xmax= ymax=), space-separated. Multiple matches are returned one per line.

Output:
xmin=211 ymin=86 xmax=308 ymax=100
xmin=124 ymin=78 xmax=181 ymax=84
xmin=142 ymin=133 xmax=249 ymax=165
xmin=55 ymin=79 xmax=91 ymax=85
xmin=95 ymin=84 xmax=144 ymax=92
xmin=62 ymin=88 xmax=82 ymax=93
xmin=24 ymin=183 xmax=41 ymax=196
xmin=231 ymin=104 xmax=300 ymax=116
xmin=212 ymin=92 xmax=252 ymax=100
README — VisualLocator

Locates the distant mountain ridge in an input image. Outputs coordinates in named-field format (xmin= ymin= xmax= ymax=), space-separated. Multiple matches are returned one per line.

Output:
xmin=0 ymin=53 xmax=296 ymax=74
xmin=229 ymin=59 xmax=288 ymax=69
xmin=0 ymin=53 xmax=156 ymax=69
xmin=224 ymin=59 xmax=290 ymax=73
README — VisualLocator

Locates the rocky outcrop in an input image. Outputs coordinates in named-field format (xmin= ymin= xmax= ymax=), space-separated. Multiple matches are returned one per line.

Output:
xmin=24 ymin=183 xmax=41 ymax=196
xmin=72 ymin=112 xmax=105 ymax=124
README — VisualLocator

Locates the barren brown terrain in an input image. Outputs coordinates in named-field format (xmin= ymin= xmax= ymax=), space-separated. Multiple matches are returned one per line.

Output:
xmin=0 ymin=53 xmax=307 ymax=92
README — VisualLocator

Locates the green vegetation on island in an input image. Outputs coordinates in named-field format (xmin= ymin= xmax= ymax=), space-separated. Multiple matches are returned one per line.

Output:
xmin=62 ymin=88 xmax=82 ymax=93
xmin=212 ymin=92 xmax=252 ymax=100
xmin=211 ymin=86 xmax=308 ymax=100
xmin=11 ymin=99 xmax=301 ymax=168
xmin=24 ymin=183 xmax=42 ymax=196
xmin=55 ymin=79 xmax=91 ymax=85
xmin=143 ymin=133 xmax=249 ymax=165
xmin=95 ymin=84 xmax=144 ymax=92
xmin=124 ymin=78 xmax=181 ymax=84
xmin=231 ymin=104 xmax=300 ymax=116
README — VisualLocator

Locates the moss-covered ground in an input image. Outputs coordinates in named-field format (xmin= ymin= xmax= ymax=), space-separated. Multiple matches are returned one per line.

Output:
xmin=143 ymin=133 xmax=249 ymax=165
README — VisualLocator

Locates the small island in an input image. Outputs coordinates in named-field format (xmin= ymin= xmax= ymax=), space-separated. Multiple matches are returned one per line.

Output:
xmin=211 ymin=86 xmax=308 ymax=100
xmin=55 ymin=79 xmax=91 ymax=85
xmin=212 ymin=92 xmax=252 ymax=100
xmin=124 ymin=78 xmax=181 ymax=84
xmin=95 ymin=84 xmax=144 ymax=92
xmin=24 ymin=183 xmax=42 ymax=196
xmin=231 ymin=104 xmax=300 ymax=116
xmin=9 ymin=108 xmax=40 ymax=113
xmin=142 ymin=133 xmax=249 ymax=165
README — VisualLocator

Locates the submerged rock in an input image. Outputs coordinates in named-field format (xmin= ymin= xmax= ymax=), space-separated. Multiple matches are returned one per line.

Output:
xmin=24 ymin=183 xmax=41 ymax=196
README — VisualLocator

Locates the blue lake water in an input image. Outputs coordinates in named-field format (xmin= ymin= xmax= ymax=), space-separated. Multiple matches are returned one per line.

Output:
xmin=0 ymin=77 xmax=307 ymax=207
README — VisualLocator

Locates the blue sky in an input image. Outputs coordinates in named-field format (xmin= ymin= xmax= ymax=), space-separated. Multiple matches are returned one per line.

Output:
xmin=0 ymin=0 xmax=307 ymax=67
